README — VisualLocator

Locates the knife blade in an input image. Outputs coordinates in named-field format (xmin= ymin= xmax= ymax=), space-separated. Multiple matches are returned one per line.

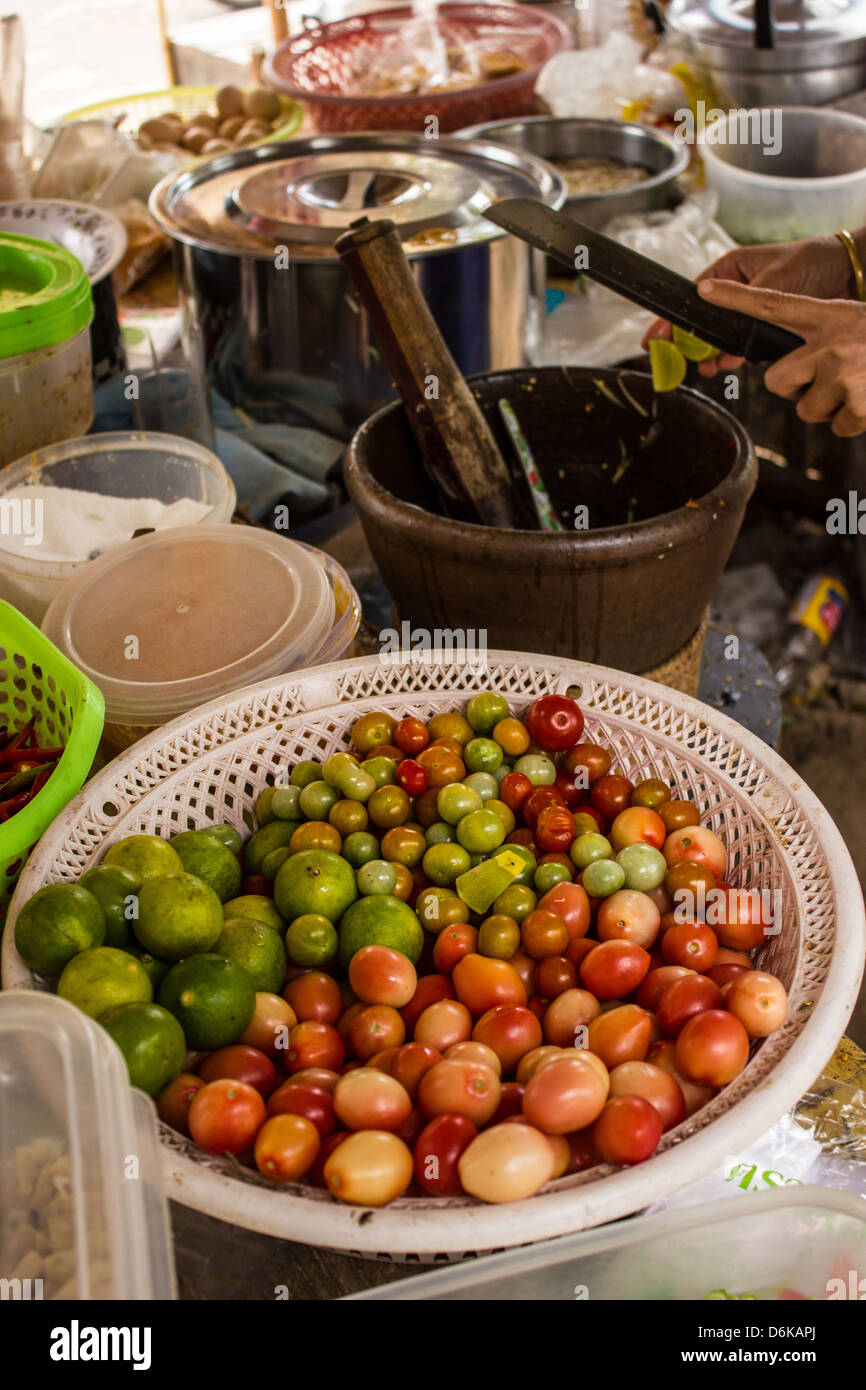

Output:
xmin=485 ymin=198 xmax=804 ymax=364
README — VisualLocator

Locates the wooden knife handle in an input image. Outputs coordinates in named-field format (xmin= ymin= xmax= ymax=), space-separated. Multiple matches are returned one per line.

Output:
xmin=336 ymin=217 xmax=519 ymax=529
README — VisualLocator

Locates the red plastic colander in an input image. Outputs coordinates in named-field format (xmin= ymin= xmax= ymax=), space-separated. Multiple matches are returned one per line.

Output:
xmin=264 ymin=3 xmax=572 ymax=134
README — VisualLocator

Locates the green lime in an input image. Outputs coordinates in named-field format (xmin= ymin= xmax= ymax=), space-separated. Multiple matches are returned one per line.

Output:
xmin=274 ymin=849 xmax=357 ymax=924
xmin=158 ymin=953 xmax=256 ymax=1050
xmin=356 ymin=860 xmax=398 ymax=896
xmin=223 ymin=894 xmax=284 ymax=932
xmin=649 ymin=338 xmax=687 ymax=392
xmin=262 ymin=846 xmax=292 ymax=881
xmin=271 ymin=786 xmax=302 ymax=821
xmin=285 ymin=913 xmax=338 ymax=968
xmin=672 ymin=324 xmax=719 ymax=363
xmin=169 ymin=831 xmax=242 ymax=903
xmin=214 ymin=918 xmax=286 ymax=993
xmin=58 ymin=946 xmax=152 ymax=1019
xmin=338 ymin=894 xmax=424 ymax=969
xmin=14 ymin=883 xmax=105 ymax=977
xmin=256 ymin=786 xmax=278 ymax=825
xmin=100 ymin=1002 xmax=186 ymax=1096
xmin=103 ymin=835 xmax=182 ymax=882
xmin=126 ymin=943 xmax=171 ymax=991
xmin=245 ymin=822 xmax=298 ymax=877
xmin=78 ymin=865 xmax=139 ymax=949
xmin=466 ymin=693 xmax=509 ymax=735
xmin=134 ymin=872 xmax=223 ymax=960
xmin=290 ymin=759 xmax=323 ymax=788
xmin=204 ymin=823 xmax=243 ymax=855
xmin=342 ymin=831 xmax=381 ymax=868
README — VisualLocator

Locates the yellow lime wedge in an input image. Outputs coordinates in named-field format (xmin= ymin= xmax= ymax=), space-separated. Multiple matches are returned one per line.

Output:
xmin=672 ymin=324 xmax=720 ymax=363
xmin=649 ymin=339 xmax=687 ymax=393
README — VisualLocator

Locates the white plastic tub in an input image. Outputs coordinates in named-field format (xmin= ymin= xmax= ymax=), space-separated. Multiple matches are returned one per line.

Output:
xmin=347 ymin=1187 xmax=866 ymax=1299
xmin=0 ymin=991 xmax=175 ymax=1300
xmin=0 ymin=430 xmax=237 ymax=623
xmin=701 ymin=107 xmax=866 ymax=244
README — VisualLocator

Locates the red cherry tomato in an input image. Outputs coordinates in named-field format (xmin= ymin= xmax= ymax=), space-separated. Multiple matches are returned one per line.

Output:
xmin=661 ymin=922 xmax=719 ymax=972
xmin=389 ymin=1042 xmax=443 ymax=1097
xmin=534 ymin=955 xmax=578 ymax=999
xmin=413 ymin=1114 xmax=477 ymax=1196
xmin=676 ymin=1009 xmax=750 ymax=1086
xmin=156 ymin=1073 xmax=205 ymax=1134
xmin=433 ymin=923 xmax=479 ymax=974
xmin=500 ymin=772 xmax=533 ymax=814
xmin=724 ymin=970 xmax=788 ymax=1038
xmin=590 ymin=774 xmax=634 ymax=823
xmin=348 ymin=1004 xmax=406 ymax=1061
xmin=396 ymin=759 xmax=429 ymax=795
xmin=542 ymin=988 xmax=601 ymax=1047
xmin=400 ymin=974 xmax=456 ymax=1032
xmin=656 ymin=975 xmax=723 ymax=1038
xmin=609 ymin=806 xmax=666 ymax=851
xmin=523 ymin=786 xmax=566 ymax=829
xmin=394 ymin=717 xmax=430 ymax=756
xmin=586 ymin=1004 xmax=654 ymax=1069
xmin=563 ymin=742 xmax=612 ymax=787
xmin=554 ymin=767 xmax=589 ymax=810
xmin=472 ymin=1005 xmax=543 ymax=1073
xmin=593 ymin=1095 xmax=662 ymax=1164
xmin=506 ymin=828 xmax=540 ymax=859
xmin=283 ymin=971 xmax=343 ymax=1025
xmin=490 ymin=1080 xmax=526 ymax=1123
xmin=535 ymin=805 xmax=576 ymax=854
xmin=198 ymin=1045 xmax=278 ymax=1097
xmin=525 ymin=694 xmax=584 ymax=752
xmin=608 ymin=1061 xmax=686 ymax=1132
xmin=286 ymin=1021 xmax=345 ymax=1073
xmin=580 ymin=939 xmax=651 ymax=999
xmin=523 ymin=1055 xmax=608 ymax=1134
xmin=418 ymin=1059 xmax=502 ymax=1125
xmin=254 ymin=1114 xmax=320 ymax=1183
xmin=709 ymin=885 xmax=774 ymax=952
xmin=706 ymin=962 xmax=750 ymax=989
xmin=188 ymin=1079 xmax=266 ymax=1156
xmin=266 ymin=1080 xmax=336 ymax=1136
xmin=663 ymin=825 xmax=727 ymax=880
xmin=536 ymin=881 xmax=591 ymax=940
xmin=635 ymin=965 xmax=695 ymax=1012
xmin=452 ymin=954 xmax=527 ymax=1017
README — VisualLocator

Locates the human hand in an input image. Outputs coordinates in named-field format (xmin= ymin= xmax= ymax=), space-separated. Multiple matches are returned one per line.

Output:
xmin=694 ymin=279 xmax=866 ymax=436
xmin=641 ymin=235 xmax=857 ymax=377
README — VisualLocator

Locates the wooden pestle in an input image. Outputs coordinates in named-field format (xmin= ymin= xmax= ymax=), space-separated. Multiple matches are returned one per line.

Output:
xmin=335 ymin=216 xmax=520 ymax=529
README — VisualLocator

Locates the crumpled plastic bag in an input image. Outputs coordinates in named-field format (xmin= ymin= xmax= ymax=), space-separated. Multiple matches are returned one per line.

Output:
xmin=537 ymin=32 xmax=686 ymax=122
xmin=646 ymin=1072 xmax=866 ymax=1216
xmin=537 ymin=192 xmax=736 ymax=368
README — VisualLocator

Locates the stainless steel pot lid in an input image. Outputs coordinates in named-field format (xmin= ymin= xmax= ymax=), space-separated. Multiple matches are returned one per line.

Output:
xmin=149 ymin=133 xmax=565 ymax=259
xmin=668 ymin=0 xmax=866 ymax=52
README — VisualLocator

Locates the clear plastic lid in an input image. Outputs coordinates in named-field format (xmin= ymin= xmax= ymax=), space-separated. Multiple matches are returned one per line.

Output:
xmin=0 ymin=991 xmax=175 ymax=1300
xmin=42 ymin=523 xmax=336 ymax=726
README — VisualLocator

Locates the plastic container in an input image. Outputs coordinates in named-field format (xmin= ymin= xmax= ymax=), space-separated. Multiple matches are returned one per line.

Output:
xmin=701 ymin=107 xmax=866 ymax=244
xmin=298 ymin=542 xmax=362 ymax=665
xmin=265 ymin=3 xmax=571 ymax=134
xmin=0 ymin=991 xmax=176 ymax=1299
xmin=0 ymin=233 xmax=94 ymax=466
xmin=347 ymin=1187 xmax=866 ymax=1299
xmin=0 ymin=599 xmax=104 ymax=915
xmin=41 ymin=524 xmax=340 ymax=755
xmin=0 ymin=431 xmax=237 ymax=624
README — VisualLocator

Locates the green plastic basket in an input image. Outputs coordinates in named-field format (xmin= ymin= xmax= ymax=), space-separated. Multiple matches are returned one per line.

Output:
xmin=0 ymin=600 xmax=104 ymax=917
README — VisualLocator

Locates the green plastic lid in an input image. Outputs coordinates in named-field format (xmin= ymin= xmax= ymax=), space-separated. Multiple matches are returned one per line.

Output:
xmin=0 ymin=232 xmax=93 ymax=360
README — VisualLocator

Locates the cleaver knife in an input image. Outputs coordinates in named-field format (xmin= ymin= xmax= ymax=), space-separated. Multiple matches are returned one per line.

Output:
xmin=485 ymin=198 xmax=805 ymax=364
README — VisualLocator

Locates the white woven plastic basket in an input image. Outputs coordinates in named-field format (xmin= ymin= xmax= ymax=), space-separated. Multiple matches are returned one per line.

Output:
xmin=3 ymin=652 xmax=864 ymax=1259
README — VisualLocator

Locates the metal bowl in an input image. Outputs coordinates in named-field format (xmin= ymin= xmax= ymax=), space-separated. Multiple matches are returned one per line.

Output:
xmin=458 ymin=116 xmax=688 ymax=227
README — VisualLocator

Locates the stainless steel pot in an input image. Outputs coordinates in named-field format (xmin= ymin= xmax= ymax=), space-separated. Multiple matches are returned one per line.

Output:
xmin=457 ymin=117 xmax=688 ymax=227
xmin=149 ymin=134 xmax=565 ymax=435
xmin=667 ymin=0 xmax=866 ymax=108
